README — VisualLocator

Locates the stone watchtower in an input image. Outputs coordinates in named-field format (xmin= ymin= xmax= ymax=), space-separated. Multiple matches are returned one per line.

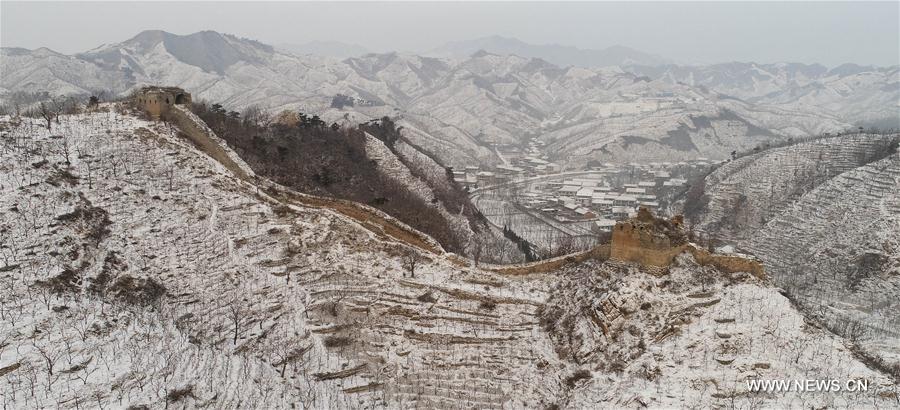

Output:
xmin=608 ymin=207 xmax=765 ymax=278
xmin=134 ymin=86 xmax=192 ymax=119
xmin=610 ymin=207 xmax=689 ymax=267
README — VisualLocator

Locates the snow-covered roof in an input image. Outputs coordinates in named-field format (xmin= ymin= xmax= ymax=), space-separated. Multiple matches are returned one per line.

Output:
xmin=663 ymin=178 xmax=687 ymax=186
xmin=611 ymin=206 xmax=633 ymax=214
xmin=496 ymin=164 xmax=525 ymax=173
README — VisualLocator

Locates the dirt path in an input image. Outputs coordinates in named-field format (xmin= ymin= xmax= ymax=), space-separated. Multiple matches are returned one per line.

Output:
xmin=273 ymin=189 xmax=443 ymax=254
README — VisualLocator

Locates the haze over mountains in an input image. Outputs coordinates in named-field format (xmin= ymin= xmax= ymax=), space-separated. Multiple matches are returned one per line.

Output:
xmin=277 ymin=40 xmax=370 ymax=60
xmin=425 ymin=35 xmax=670 ymax=67
xmin=2 ymin=29 xmax=898 ymax=167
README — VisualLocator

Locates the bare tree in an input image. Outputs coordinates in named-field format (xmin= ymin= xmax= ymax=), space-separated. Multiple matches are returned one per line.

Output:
xmin=55 ymin=135 xmax=72 ymax=165
xmin=38 ymin=102 xmax=54 ymax=131
xmin=227 ymin=293 xmax=245 ymax=346
xmin=552 ymin=236 xmax=577 ymax=258
xmin=31 ymin=338 xmax=62 ymax=388
xmin=490 ymin=235 xmax=516 ymax=264
xmin=84 ymin=160 xmax=94 ymax=189
xmin=470 ymin=237 xmax=485 ymax=267
xmin=242 ymin=104 xmax=272 ymax=128
xmin=165 ymin=167 xmax=175 ymax=191
xmin=402 ymin=250 xmax=419 ymax=278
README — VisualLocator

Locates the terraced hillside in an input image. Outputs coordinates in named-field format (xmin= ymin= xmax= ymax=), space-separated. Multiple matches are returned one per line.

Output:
xmin=302 ymin=265 xmax=559 ymax=408
xmin=1 ymin=108 xmax=896 ymax=408
xmin=561 ymin=258 xmax=897 ymax=408
xmin=745 ymin=154 xmax=900 ymax=368
xmin=689 ymin=133 xmax=899 ymax=243
xmin=684 ymin=132 xmax=900 ymax=372
xmin=0 ymin=110 xmax=569 ymax=408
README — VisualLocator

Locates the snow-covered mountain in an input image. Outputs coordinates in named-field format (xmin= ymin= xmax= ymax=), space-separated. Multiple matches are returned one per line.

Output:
xmin=684 ymin=132 xmax=900 ymax=370
xmin=2 ymin=30 xmax=897 ymax=167
xmin=629 ymin=62 xmax=900 ymax=128
xmin=1 ymin=108 xmax=896 ymax=408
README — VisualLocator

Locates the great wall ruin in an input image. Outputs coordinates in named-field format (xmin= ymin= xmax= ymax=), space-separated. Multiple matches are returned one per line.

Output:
xmin=610 ymin=207 xmax=765 ymax=278
xmin=492 ymin=206 xmax=764 ymax=278
xmin=133 ymin=87 xmax=766 ymax=280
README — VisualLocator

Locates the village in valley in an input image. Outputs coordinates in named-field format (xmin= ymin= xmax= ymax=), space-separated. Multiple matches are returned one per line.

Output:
xmin=457 ymin=137 xmax=715 ymax=255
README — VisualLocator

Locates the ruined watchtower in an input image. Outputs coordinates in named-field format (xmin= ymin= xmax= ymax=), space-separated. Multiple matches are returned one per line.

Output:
xmin=609 ymin=207 xmax=765 ymax=278
xmin=134 ymin=86 xmax=192 ymax=119
xmin=610 ymin=207 xmax=688 ymax=267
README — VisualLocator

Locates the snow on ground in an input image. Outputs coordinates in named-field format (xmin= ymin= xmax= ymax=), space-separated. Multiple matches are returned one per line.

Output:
xmin=0 ymin=108 xmax=553 ymax=408
xmin=366 ymin=134 xmax=521 ymax=263
xmin=0 ymin=108 xmax=896 ymax=408
xmin=548 ymin=257 xmax=898 ymax=408
xmin=694 ymin=133 xmax=899 ymax=243
xmin=745 ymin=152 xmax=900 ymax=371
xmin=0 ymin=108 xmax=356 ymax=407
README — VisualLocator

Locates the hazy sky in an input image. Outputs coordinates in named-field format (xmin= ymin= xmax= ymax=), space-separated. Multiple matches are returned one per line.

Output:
xmin=2 ymin=1 xmax=898 ymax=67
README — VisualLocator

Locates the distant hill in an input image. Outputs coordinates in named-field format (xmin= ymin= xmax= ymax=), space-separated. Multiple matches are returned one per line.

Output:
xmin=277 ymin=40 xmax=370 ymax=59
xmin=427 ymin=35 xmax=670 ymax=67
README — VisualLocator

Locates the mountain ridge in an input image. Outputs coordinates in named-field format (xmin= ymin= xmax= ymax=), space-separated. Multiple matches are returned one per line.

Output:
xmin=1 ymin=29 xmax=897 ymax=167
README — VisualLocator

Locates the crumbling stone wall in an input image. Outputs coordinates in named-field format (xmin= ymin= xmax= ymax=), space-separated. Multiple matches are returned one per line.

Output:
xmin=610 ymin=221 xmax=685 ymax=266
xmin=166 ymin=106 xmax=251 ymax=181
xmin=610 ymin=207 xmax=765 ymax=278
xmin=687 ymin=246 xmax=765 ymax=279
xmin=610 ymin=208 xmax=687 ymax=267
